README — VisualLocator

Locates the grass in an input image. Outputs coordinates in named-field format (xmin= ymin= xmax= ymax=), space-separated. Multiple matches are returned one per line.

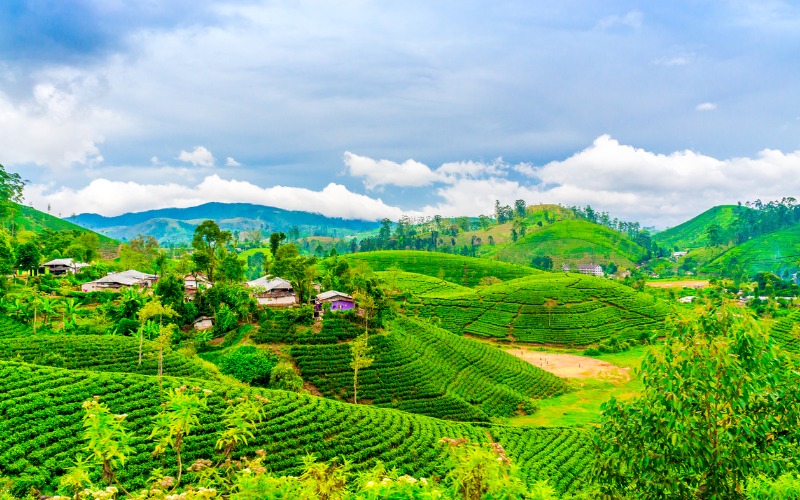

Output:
xmin=507 ymin=346 xmax=648 ymax=427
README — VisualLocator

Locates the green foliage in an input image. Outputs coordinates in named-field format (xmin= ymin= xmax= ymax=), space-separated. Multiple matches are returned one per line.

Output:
xmin=340 ymin=250 xmax=536 ymax=287
xmin=192 ymin=220 xmax=232 ymax=282
xmin=746 ymin=473 xmax=800 ymax=499
xmin=81 ymin=397 xmax=133 ymax=484
xmin=292 ymin=316 xmax=569 ymax=421
xmin=769 ymin=309 xmax=800 ymax=354
xmin=214 ymin=346 xmax=279 ymax=387
xmin=408 ymin=273 xmax=669 ymax=345
xmin=349 ymin=333 xmax=374 ymax=405
xmin=269 ymin=362 xmax=304 ymax=392
xmin=653 ymin=205 xmax=749 ymax=250
xmin=703 ymin=222 xmax=800 ymax=277
xmin=214 ymin=303 xmax=238 ymax=335
xmin=594 ymin=303 xmax=800 ymax=498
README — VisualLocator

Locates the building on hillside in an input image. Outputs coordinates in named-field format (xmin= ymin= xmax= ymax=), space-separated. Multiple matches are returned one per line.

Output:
xmin=41 ymin=258 xmax=90 ymax=275
xmin=672 ymin=251 xmax=688 ymax=258
xmin=562 ymin=263 xmax=604 ymax=277
xmin=81 ymin=269 xmax=158 ymax=292
xmin=193 ymin=316 xmax=214 ymax=331
xmin=678 ymin=296 xmax=695 ymax=304
xmin=184 ymin=274 xmax=213 ymax=300
xmin=315 ymin=290 xmax=355 ymax=316
xmin=245 ymin=275 xmax=297 ymax=307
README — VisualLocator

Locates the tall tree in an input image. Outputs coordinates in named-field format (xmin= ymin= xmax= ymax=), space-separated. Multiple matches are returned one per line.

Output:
xmin=350 ymin=333 xmax=374 ymax=405
xmin=15 ymin=241 xmax=41 ymax=275
xmin=0 ymin=163 xmax=25 ymax=221
xmin=191 ymin=220 xmax=232 ymax=282
xmin=268 ymin=231 xmax=286 ymax=261
xmin=594 ymin=303 xmax=800 ymax=498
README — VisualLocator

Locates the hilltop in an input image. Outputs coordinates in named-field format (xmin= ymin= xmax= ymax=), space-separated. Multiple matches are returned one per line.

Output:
xmin=653 ymin=204 xmax=751 ymax=250
xmin=67 ymin=202 xmax=379 ymax=244
xmin=404 ymin=272 xmax=670 ymax=345
xmin=340 ymin=250 xmax=537 ymax=286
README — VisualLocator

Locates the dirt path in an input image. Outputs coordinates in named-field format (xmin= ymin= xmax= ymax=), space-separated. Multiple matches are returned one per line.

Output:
xmin=509 ymin=350 xmax=630 ymax=382
xmin=646 ymin=280 xmax=709 ymax=289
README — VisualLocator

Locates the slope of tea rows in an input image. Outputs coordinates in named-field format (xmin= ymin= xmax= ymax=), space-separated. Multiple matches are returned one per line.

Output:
xmin=407 ymin=273 xmax=670 ymax=345
xmin=770 ymin=310 xmax=800 ymax=355
xmin=0 ymin=334 xmax=222 ymax=381
xmin=291 ymin=316 xmax=569 ymax=421
xmin=0 ymin=360 xmax=591 ymax=496
xmin=341 ymin=250 xmax=537 ymax=286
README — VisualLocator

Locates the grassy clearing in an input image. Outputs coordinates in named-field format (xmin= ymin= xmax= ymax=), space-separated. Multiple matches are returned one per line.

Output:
xmin=505 ymin=346 xmax=648 ymax=427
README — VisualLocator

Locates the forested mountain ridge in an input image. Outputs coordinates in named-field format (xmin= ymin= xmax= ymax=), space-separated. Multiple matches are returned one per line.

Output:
xmin=67 ymin=202 xmax=380 ymax=244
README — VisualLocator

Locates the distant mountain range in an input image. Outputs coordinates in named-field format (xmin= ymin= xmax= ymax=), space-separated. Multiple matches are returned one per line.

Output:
xmin=67 ymin=202 xmax=380 ymax=244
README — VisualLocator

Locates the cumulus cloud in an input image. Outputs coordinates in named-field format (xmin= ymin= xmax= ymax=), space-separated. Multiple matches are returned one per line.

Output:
xmin=25 ymin=174 xmax=411 ymax=220
xmin=0 ymin=80 xmax=122 ymax=168
xmin=225 ymin=156 xmax=241 ymax=167
xmin=696 ymin=102 xmax=717 ymax=111
xmin=178 ymin=146 xmax=215 ymax=167
xmin=343 ymin=151 xmax=441 ymax=190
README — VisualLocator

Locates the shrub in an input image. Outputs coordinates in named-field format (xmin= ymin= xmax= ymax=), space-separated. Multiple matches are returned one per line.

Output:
xmin=217 ymin=346 xmax=279 ymax=387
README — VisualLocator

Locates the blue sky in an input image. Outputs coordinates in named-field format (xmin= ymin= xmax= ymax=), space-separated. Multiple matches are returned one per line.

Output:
xmin=2 ymin=0 xmax=800 ymax=227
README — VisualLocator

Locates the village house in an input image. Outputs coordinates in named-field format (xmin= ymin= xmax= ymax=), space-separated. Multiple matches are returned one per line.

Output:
xmin=41 ymin=258 xmax=90 ymax=275
xmin=315 ymin=290 xmax=355 ymax=316
xmin=193 ymin=316 xmax=214 ymax=331
xmin=562 ymin=263 xmax=604 ymax=277
xmin=81 ymin=269 xmax=158 ymax=292
xmin=245 ymin=275 xmax=297 ymax=307
xmin=184 ymin=274 xmax=213 ymax=300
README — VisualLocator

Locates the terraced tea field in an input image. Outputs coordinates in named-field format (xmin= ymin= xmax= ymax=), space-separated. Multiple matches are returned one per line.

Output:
xmin=770 ymin=310 xmax=800 ymax=355
xmin=0 ymin=360 xmax=592 ymax=496
xmin=406 ymin=273 xmax=670 ymax=345
xmin=292 ymin=316 xmax=570 ymax=421
xmin=341 ymin=250 xmax=537 ymax=286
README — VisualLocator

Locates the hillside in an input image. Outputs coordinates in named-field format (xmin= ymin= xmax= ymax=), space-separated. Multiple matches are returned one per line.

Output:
xmin=702 ymin=223 xmax=800 ymax=277
xmin=378 ymin=270 xmax=475 ymax=296
xmin=770 ymin=310 xmax=800 ymax=355
xmin=495 ymin=219 xmax=647 ymax=269
xmin=653 ymin=205 xmax=750 ymax=250
xmin=405 ymin=273 xmax=670 ymax=345
xmin=0 ymin=359 xmax=592 ymax=496
xmin=67 ymin=202 xmax=379 ymax=244
xmin=340 ymin=250 xmax=537 ymax=286
xmin=291 ymin=316 xmax=570 ymax=421
xmin=9 ymin=203 xmax=117 ymax=248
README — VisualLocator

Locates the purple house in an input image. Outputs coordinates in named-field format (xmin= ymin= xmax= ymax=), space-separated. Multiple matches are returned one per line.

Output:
xmin=316 ymin=290 xmax=355 ymax=313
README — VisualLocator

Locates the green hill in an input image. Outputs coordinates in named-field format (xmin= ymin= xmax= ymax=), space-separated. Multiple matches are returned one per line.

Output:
xmin=0 ymin=360 xmax=592 ymax=496
xmin=406 ymin=273 xmax=670 ymax=345
xmin=653 ymin=205 xmax=750 ymax=250
xmin=702 ymin=223 xmax=800 ymax=277
xmin=340 ymin=250 xmax=537 ymax=286
xmin=496 ymin=219 xmax=647 ymax=269
xmin=10 ymin=203 xmax=117 ymax=248
xmin=291 ymin=316 xmax=570 ymax=421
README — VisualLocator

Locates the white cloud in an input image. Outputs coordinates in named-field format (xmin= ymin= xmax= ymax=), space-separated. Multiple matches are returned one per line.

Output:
xmin=0 ymin=79 xmax=123 ymax=168
xmin=225 ymin=156 xmax=241 ymax=167
xmin=178 ymin=146 xmax=215 ymax=167
xmin=25 ymin=174 xmax=411 ymax=220
xmin=343 ymin=151 xmax=441 ymax=190
xmin=696 ymin=102 xmax=717 ymax=111
xmin=596 ymin=10 xmax=643 ymax=31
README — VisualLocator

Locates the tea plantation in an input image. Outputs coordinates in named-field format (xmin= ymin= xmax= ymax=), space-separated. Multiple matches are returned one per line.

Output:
xmin=291 ymin=316 xmax=569 ymax=421
xmin=406 ymin=272 xmax=670 ymax=345
xmin=0 ymin=360 xmax=592 ymax=496
xmin=770 ymin=310 xmax=800 ymax=355
xmin=340 ymin=250 xmax=537 ymax=286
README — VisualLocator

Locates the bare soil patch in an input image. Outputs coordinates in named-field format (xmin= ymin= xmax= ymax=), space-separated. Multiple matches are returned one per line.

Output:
xmin=509 ymin=350 xmax=630 ymax=382
xmin=645 ymin=280 xmax=709 ymax=289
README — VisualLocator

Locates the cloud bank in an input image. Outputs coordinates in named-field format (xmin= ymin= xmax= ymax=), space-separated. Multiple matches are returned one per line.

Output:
xmin=24 ymin=136 xmax=800 ymax=228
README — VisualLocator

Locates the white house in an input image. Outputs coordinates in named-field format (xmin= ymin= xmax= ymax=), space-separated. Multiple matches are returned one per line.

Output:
xmin=563 ymin=263 xmax=604 ymax=277
xmin=41 ymin=258 xmax=90 ymax=275
xmin=245 ymin=275 xmax=297 ymax=306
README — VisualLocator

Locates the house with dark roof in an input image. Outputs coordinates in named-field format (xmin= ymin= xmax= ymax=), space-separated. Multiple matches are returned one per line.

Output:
xmin=81 ymin=269 xmax=158 ymax=292
xmin=41 ymin=258 xmax=90 ymax=275
xmin=245 ymin=275 xmax=297 ymax=306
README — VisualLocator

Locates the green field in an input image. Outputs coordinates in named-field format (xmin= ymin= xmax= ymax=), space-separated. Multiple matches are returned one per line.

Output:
xmin=406 ymin=273 xmax=670 ymax=345
xmin=496 ymin=219 xmax=647 ymax=269
xmin=291 ymin=316 xmax=570 ymax=421
xmin=340 ymin=250 xmax=537 ymax=286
